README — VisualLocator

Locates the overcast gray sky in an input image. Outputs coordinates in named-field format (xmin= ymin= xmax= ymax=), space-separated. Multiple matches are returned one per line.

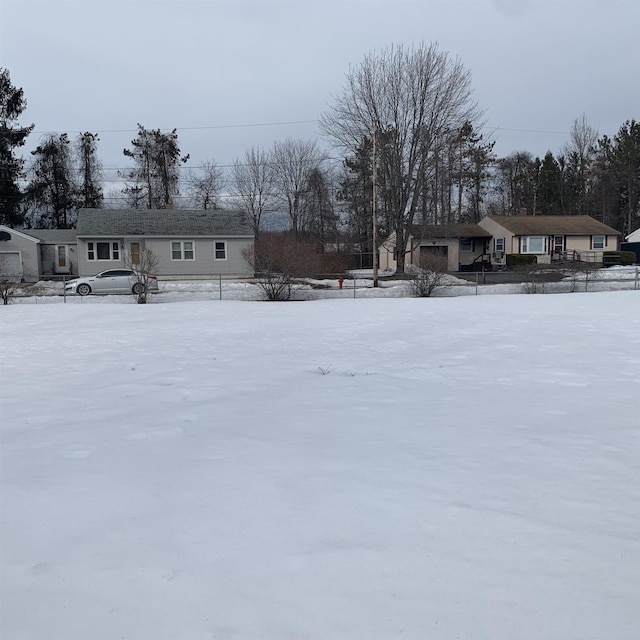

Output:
xmin=2 ymin=0 xmax=638 ymax=179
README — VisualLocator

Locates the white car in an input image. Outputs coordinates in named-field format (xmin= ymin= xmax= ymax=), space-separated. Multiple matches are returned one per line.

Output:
xmin=65 ymin=269 xmax=159 ymax=296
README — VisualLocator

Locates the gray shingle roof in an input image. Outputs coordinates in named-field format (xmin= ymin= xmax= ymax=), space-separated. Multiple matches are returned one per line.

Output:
xmin=487 ymin=215 xmax=620 ymax=236
xmin=410 ymin=223 xmax=492 ymax=239
xmin=76 ymin=208 xmax=253 ymax=237
xmin=21 ymin=229 xmax=78 ymax=244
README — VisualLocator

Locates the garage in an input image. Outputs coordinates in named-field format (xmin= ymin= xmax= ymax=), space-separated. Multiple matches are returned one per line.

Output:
xmin=0 ymin=251 xmax=23 ymax=279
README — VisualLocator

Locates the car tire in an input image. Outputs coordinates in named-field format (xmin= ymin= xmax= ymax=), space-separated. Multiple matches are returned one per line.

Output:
xmin=77 ymin=283 xmax=91 ymax=296
xmin=132 ymin=282 xmax=145 ymax=295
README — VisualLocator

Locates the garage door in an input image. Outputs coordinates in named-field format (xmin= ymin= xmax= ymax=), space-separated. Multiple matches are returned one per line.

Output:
xmin=0 ymin=252 xmax=23 ymax=279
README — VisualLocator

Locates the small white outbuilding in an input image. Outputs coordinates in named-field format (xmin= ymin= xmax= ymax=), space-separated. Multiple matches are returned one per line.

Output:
xmin=626 ymin=228 xmax=640 ymax=242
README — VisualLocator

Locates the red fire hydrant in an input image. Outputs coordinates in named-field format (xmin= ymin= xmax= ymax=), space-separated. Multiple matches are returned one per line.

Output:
xmin=339 ymin=276 xmax=344 ymax=290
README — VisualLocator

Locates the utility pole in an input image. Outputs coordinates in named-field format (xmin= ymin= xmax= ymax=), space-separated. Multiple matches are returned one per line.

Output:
xmin=372 ymin=130 xmax=379 ymax=287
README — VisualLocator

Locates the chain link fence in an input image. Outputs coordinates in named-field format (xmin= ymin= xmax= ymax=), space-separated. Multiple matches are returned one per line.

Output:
xmin=3 ymin=266 xmax=639 ymax=304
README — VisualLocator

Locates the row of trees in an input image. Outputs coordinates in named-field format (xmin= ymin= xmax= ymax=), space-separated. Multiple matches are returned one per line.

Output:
xmin=2 ymin=48 xmax=639 ymax=270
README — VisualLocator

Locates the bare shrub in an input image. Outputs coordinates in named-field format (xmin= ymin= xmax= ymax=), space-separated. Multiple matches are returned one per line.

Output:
xmin=564 ymin=260 xmax=600 ymax=293
xmin=408 ymin=254 xmax=449 ymax=297
xmin=123 ymin=245 xmax=159 ymax=304
xmin=518 ymin=263 xmax=546 ymax=294
xmin=0 ymin=256 xmax=21 ymax=305
xmin=317 ymin=252 xmax=352 ymax=274
xmin=242 ymin=233 xmax=322 ymax=301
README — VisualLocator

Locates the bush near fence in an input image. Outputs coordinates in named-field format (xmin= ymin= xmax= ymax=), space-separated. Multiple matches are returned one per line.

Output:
xmin=506 ymin=254 xmax=538 ymax=268
xmin=603 ymin=251 xmax=636 ymax=266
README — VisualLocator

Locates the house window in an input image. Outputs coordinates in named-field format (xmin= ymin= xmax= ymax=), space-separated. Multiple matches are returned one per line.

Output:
xmin=214 ymin=241 xmax=227 ymax=260
xmin=592 ymin=235 xmax=605 ymax=250
xmin=494 ymin=237 xmax=505 ymax=252
xmin=57 ymin=246 xmax=66 ymax=268
xmin=171 ymin=240 xmax=194 ymax=260
xmin=460 ymin=239 xmax=473 ymax=252
xmin=521 ymin=236 xmax=548 ymax=254
xmin=87 ymin=241 xmax=120 ymax=261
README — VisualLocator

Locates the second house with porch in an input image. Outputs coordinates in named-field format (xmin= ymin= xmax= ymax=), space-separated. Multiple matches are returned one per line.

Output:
xmin=76 ymin=208 xmax=254 ymax=278
xmin=476 ymin=215 xmax=620 ymax=267
xmin=379 ymin=215 xmax=621 ymax=272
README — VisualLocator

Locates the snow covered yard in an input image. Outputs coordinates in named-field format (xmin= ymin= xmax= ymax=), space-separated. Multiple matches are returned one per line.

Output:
xmin=1 ymin=292 xmax=639 ymax=639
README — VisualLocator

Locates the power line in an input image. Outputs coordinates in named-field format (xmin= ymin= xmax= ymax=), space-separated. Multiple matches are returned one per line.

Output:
xmin=30 ymin=119 xmax=320 ymax=136
xmin=489 ymin=125 xmax=569 ymax=135
xmin=21 ymin=118 xmax=573 ymax=138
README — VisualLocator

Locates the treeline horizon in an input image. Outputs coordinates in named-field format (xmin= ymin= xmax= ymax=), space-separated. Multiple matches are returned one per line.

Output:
xmin=2 ymin=46 xmax=639 ymax=267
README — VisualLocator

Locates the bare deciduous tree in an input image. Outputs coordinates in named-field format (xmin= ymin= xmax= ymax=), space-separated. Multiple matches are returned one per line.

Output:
xmin=270 ymin=139 xmax=328 ymax=236
xmin=123 ymin=245 xmax=159 ymax=304
xmin=187 ymin=159 xmax=224 ymax=210
xmin=562 ymin=114 xmax=599 ymax=162
xmin=320 ymin=42 xmax=482 ymax=272
xmin=229 ymin=147 xmax=276 ymax=236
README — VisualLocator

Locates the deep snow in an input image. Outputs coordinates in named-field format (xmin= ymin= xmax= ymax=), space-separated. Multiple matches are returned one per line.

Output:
xmin=1 ymin=291 xmax=639 ymax=639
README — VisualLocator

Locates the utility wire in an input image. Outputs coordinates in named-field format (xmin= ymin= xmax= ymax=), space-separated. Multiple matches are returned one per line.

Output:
xmin=21 ymin=119 xmax=571 ymax=137
xmin=30 ymin=119 xmax=320 ymax=136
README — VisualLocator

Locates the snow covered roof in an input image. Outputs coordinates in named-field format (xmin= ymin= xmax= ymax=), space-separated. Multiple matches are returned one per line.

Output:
xmin=626 ymin=228 xmax=640 ymax=242
xmin=76 ymin=208 xmax=253 ymax=238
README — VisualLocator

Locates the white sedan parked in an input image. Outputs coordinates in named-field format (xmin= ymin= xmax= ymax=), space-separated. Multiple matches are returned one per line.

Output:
xmin=65 ymin=269 xmax=159 ymax=296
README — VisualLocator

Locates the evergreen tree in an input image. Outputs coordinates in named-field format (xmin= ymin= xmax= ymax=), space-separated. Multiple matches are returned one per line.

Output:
xmin=76 ymin=132 xmax=103 ymax=208
xmin=121 ymin=124 xmax=189 ymax=209
xmin=591 ymin=135 xmax=619 ymax=227
xmin=337 ymin=139 xmax=373 ymax=252
xmin=302 ymin=166 xmax=339 ymax=249
xmin=0 ymin=68 xmax=34 ymax=226
xmin=26 ymin=133 xmax=77 ymax=228
xmin=611 ymin=120 xmax=640 ymax=234
xmin=535 ymin=151 xmax=562 ymax=214
xmin=455 ymin=122 xmax=496 ymax=222
xmin=591 ymin=124 xmax=640 ymax=232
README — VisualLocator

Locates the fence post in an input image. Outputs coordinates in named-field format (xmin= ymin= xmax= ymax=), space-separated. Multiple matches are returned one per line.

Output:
xmin=635 ymin=267 xmax=639 ymax=290
xmin=353 ymin=274 xmax=356 ymax=298
xmin=63 ymin=275 xmax=66 ymax=303
xmin=219 ymin=274 xmax=222 ymax=300
xmin=585 ymin=272 xmax=589 ymax=292
xmin=475 ymin=271 xmax=479 ymax=295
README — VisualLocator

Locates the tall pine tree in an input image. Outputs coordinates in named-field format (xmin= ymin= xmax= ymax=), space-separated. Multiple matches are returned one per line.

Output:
xmin=121 ymin=124 xmax=189 ymax=209
xmin=76 ymin=132 xmax=103 ymax=209
xmin=0 ymin=68 xmax=34 ymax=226
xmin=26 ymin=133 xmax=77 ymax=228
